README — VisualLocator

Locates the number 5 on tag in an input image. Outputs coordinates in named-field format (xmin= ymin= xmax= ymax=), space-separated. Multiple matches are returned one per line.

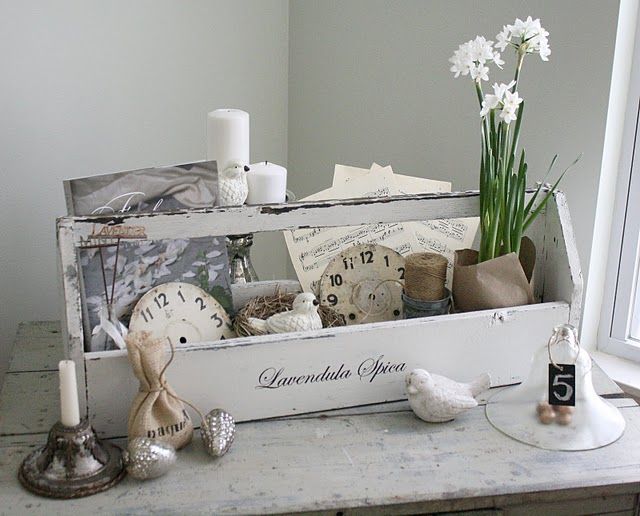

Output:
xmin=548 ymin=364 xmax=576 ymax=406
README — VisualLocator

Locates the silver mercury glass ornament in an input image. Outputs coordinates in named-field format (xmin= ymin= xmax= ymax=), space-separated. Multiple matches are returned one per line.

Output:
xmin=201 ymin=409 xmax=236 ymax=457
xmin=123 ymin=437 xmax=177 ymax=480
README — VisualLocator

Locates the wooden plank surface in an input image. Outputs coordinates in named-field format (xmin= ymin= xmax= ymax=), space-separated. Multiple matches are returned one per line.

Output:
xmin=1 ymin=322 xmax=638 ymax=515
xmin=0 ymin=371 xmax=59 ymax=437
xmin=8 ymin=321 xmax=61 ymax=373
xmin=2 ymin=405 xmax=640 ymax=515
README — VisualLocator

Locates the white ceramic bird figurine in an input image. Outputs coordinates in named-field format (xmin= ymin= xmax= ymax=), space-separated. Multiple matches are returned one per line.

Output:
xmin=219 ymin=164 xmax=249 ymax=206
xmin=248 ymin=293 xmax=323 ymax=334
xmin=405 ymin=369 xmax=491 ymax=423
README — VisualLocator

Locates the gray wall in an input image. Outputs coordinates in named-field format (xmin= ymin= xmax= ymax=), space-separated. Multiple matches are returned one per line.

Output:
xmin=288 ymin=0 xmax=619 ymax=285
xmin=0 ymin=0 xmax=289 ymax=380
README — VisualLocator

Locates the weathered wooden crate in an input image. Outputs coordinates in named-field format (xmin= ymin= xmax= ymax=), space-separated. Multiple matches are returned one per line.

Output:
xmin=57 ymin=191 xmax=581 ymax=438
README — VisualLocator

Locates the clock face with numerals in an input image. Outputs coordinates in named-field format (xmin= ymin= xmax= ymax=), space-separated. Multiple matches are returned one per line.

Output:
xmin=129 ymin=282 xmax=235 ymax=345
xmin=319 ymin=244 xmax=405 ymax=325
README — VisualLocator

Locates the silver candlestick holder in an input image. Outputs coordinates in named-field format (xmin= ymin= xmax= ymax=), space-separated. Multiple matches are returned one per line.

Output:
xmin=227 ymin=234 xmax=259 ymax=284
xmin=226 ymin=191 xmax=296 ymax=285
xmin=18 ymin=418 xmax=125 ymax=498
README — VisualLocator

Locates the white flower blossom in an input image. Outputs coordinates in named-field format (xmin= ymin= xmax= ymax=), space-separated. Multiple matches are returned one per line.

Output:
xmin=499 ymin=90 xmax=524 ymax=123
xmin=495 ymin=25 xmax=511 ymax=52
xmin=479 ymin=81 xmax=522 ymax=124
xmin=470 ymin=63 xmax=489 ymax=82
xmin=503 ymin=90 xmax=523 ymax=110
xmin=499 ymin=106 xmax=518 ymax=124
xmin=494 ymin=80 xmax=516 ymax=99
xmin=494 ymin=16 xmax=551 ymax=61
xmin=449 ymin=35 xmax=503 ymax=80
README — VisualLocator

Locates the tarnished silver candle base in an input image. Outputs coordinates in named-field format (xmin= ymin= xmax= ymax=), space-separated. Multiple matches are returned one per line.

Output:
xmin=18 ymin=419 xmax=125 ymax=498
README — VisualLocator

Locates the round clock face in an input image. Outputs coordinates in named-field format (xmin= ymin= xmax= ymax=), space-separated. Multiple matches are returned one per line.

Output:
xmin=129 ymin=282 xmax=235 ymax=346
xmin=319 ymin=244 xmax=405 ymax=325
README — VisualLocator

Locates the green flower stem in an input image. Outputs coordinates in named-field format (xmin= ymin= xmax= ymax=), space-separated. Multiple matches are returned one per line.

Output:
xmin=468 ymin=29 xmax=571 ymax=264
xmin=512 ymin=43 xmax=526 ymax=91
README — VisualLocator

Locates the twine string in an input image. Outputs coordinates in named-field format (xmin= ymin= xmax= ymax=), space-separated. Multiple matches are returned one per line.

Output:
xmin=404 ymin=252 xmax=448 ymax=302
xmin=547 ymin=328 xmax=580 ymax=371
xmin=145 ymin=338 xmax=205 ymax=422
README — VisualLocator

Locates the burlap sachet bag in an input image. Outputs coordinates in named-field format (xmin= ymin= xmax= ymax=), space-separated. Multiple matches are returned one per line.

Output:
xmin=126 ymin=331 xmax=194 ymax=450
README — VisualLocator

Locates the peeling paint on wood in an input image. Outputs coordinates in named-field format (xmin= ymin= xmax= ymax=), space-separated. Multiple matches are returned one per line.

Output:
xmin=55 ymin=191 xmax=582 ymax=436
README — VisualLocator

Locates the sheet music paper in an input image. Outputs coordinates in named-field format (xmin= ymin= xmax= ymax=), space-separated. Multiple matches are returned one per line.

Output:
xmin=334 ymin=164 xmax=479 ymax=285
xmin=285 ymin=164 xmax=479 ymax=292
xmin=284 ymin=166 xmax=420 ymax=293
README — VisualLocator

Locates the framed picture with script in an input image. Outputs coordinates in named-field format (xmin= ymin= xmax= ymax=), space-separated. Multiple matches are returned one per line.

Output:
xmin=63 ymin=161 xmax=233 ymax=351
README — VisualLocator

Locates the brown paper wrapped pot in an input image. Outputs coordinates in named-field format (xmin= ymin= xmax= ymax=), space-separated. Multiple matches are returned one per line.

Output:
xmin=452 ymin=238 xmax=536 ymax=312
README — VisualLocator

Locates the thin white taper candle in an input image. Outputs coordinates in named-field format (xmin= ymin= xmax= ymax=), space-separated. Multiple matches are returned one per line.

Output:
xmin=59 ymin=360 xmax=81 ymax=427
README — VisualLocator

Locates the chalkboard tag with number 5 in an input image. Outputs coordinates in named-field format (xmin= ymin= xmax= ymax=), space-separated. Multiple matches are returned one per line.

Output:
xmin=548 ymin=363 xmax=576 ymax=406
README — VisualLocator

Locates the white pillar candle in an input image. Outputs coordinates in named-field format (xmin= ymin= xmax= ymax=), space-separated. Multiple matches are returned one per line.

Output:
xmin=206 ymin=109 xmax=250 ymax=173
xmin=246 ymin=161 xmax=288 ymax=204
xmin=59 ymin=360 xmax=81 ymax=427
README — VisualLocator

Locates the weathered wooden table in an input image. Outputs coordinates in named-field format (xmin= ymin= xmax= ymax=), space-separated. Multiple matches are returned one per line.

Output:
xmin=2 ymin=322 xmax=640 ymax=515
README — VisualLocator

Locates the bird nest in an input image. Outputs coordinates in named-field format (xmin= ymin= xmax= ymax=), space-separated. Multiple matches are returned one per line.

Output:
xmin=233 ymin=292 xmax=346 ymax=337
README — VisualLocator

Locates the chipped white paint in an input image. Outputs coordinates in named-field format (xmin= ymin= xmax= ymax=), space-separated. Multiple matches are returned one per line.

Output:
xmin=543 ymin=192 xmax=584 ymax=327
xmin=55 ymin=191 xmax=582 ymax=437
xmin=2 ymin=326 xmax=640 ymax=515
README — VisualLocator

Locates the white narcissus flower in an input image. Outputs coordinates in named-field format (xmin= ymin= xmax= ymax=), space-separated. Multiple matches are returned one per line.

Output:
xmin=499 ymin=90 xmax=524 ymax=124
xmin=500 ymin=107 xmax=518 ymax=124
xmin=449 ymin=35 xmax=502 ymax=80
xmin=449 ymin=43 xmax=472 ymax=77
xmin=495 ymin=80 xmax=516 ymax=98
xmin=538 ymin=37 xmax=551 ymax=61
xmin=503 ymin=90 xmax=523 ymax=111
xmin=469 ymin=36 xmax=495 ymax=63
xmin=494 ymin=16 xmax=550 ymax=61
xmin=480 ymin=81 xmax=517 ymax=117
xmin=495 ymin=25 xmax=511 ymax=52
xmin=470 ymin=63 xmax=489 ymax=83
xmin=512 ymin=16 xmax=541 ymax=40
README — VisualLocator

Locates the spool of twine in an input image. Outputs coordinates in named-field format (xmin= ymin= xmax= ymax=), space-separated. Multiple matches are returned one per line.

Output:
xmin=404 ymin=252 xmax=448 ymax=301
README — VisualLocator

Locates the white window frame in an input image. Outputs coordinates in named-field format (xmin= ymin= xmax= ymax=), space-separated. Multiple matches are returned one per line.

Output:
xmin=599 ymin=14 xmax=640 ymax=362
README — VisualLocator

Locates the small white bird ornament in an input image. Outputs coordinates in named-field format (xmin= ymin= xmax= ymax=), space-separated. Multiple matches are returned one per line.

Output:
xmin=219 ymin=164 xmax=250 ymax=206
xmin=248 ymin=292 xmax=323 ymax=334
xmin=405 ymin=369 xmax=491 ymax=423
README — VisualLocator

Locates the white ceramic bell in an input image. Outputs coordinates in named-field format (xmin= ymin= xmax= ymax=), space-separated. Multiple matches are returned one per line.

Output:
xmin=485 ymin=324 xmax=625 ymax=451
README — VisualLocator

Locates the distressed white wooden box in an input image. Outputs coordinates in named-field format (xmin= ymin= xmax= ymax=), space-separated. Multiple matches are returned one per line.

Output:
xmin=57 ymin=191 xmax=581 ymax=438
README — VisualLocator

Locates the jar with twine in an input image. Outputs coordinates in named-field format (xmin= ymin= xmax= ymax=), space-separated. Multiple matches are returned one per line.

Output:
xmin=402 ymin=252 xmax=451 ymax=318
